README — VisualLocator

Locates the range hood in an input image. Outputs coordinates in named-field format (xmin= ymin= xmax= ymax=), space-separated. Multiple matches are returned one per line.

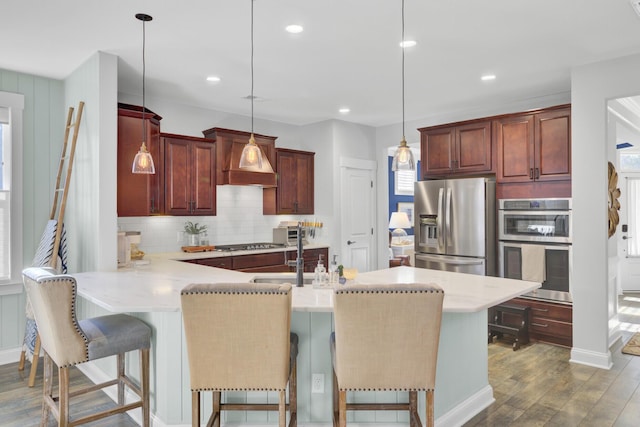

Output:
xmin=202 ymin=127 xmax=277 ymax=187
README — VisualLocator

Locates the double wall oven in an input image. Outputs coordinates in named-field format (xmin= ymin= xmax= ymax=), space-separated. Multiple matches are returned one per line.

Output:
xmin=498 ymin=198 xmax=572 ymax=303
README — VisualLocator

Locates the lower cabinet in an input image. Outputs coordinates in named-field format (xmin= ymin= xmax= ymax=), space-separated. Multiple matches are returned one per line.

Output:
xmin=511 ymin=297 xmax=572 ymax=347
xmin=185 ymin=247 xmax=330 ymax=274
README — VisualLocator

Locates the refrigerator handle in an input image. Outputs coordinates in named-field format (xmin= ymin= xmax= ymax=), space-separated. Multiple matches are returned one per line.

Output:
xmin=446 ymin=187 xmax=452 ymax=245
xmin=437 ymin=188 xmax=444 ymax=248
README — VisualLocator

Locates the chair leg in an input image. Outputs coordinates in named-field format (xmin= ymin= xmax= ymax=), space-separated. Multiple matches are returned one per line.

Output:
xmin=279 ymin=390 xmax=286 ymax=427
xmin=409 ymin=391 xmax=422 ymax=427
xmin=338 ymin=390 xmax=347 ymax=427
xmin=332 ymin=369 xmax=340 ymax=427
xmin=28 ymin=334 xmax=41 ymax=387
xmin=426 ymin=390 xmax=434 ymax=427
xmin=191 ymin=391 xmax=200 ymax=427
xmin=59 ymin=366 xmax=70 ymax=427
xmin=18 ymin=348 xmax=26 ymax=371
xmin=289 ymin=358 xmax=297 ymax=427
xmin=212 ymin=391 xmax=221 ymax=427
xmin=117 ymin=353 xmax=125 ymax=405
xmin=141 ymin=348 xmax=150 ymax=427
xmin=41 ymin=353 xmax=53 ymax=427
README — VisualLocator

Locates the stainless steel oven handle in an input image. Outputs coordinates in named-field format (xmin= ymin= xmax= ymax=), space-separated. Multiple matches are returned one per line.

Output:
xmin=416 ymin=254 xmax=484 ymax=265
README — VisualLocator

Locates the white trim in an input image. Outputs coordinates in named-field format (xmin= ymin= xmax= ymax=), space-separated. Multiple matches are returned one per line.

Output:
xmin=0 ymin=91 xmax=24 ymax=287
xmin=339 ymin=156 xmax=377 ymax=170
xmin=435 ymin=384 xmax=495 ymax=427
xmin=0 ymin=346 xmax=23 ymax=366
xmin=570 ymin=347 xmax=613 ymax=370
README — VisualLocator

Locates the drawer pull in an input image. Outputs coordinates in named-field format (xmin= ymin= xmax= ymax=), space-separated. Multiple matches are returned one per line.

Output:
xmin=531 ymin=308 xmax=549 ymax=313
xmin=531 ymin=322 xmax=548 ymax=328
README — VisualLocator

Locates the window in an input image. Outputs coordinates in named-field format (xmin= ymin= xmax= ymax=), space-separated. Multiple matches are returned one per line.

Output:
xmin=0 ymin=92 xmax=24 ymax=288
xmin=394 ymin=169 xmax=416 ymax=196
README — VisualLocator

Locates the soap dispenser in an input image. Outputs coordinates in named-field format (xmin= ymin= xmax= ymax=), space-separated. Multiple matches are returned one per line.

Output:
xmin=329 ymin=255 xmax=339 ymax=285
xmin=313 ymin=255 xmax=327 ymax=287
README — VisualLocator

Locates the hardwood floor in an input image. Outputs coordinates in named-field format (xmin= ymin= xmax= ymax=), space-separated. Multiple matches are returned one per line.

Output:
xmin=3 ymin=295 xmax=640 ymax=426
xmin=465 ymin=294 xmax=640 ymax=427
xmin=0 ymin=358 xmax=138 ymax=426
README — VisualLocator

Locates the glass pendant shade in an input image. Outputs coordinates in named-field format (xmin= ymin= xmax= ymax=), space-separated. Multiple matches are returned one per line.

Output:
xmin=239 ymin=134 xmax=264 ymax=169
xmin=391 ymin=138 xmax=415 ymax=171
xmin=132 ymin=141 xmax=155 ymax=174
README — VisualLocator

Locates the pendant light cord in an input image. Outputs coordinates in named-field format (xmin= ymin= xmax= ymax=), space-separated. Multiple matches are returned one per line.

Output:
xmin=401 ymin=0 xmax=405 ymax=142
xmin=251 ymin=0 xmax=254 ymax=135
xmin=142 ymin=17 xmax=147 ymax=144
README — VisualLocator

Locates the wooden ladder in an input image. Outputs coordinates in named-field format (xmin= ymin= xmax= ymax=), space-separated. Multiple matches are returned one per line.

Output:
xmin=18 ymin=101 xmax=84 ymax=386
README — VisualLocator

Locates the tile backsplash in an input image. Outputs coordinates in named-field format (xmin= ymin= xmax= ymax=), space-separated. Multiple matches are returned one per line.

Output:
xmin=117 ymin=185 xmax=322 ymax=254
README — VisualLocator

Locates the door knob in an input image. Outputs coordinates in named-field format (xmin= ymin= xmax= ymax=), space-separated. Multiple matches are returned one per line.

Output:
xmin=347 ymin=240 xmax=356 ymax=245
xmin=623 ymin=236 xmax=632 ymax=240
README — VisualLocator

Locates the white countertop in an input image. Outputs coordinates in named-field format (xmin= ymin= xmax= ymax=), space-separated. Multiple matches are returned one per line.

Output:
xmin=73 ymin=253 xmax=539 ymax=314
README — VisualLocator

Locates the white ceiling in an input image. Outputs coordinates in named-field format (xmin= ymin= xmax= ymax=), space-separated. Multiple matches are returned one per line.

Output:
xmin=3 ymin=1 xmax=640 ymax=127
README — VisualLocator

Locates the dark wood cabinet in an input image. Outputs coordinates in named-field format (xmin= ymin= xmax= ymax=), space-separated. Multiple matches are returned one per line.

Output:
xmin=496 ymin=106 xmax=571 ymax=184
xmin=264 ymin=148 xmax=315 ymax=215
xmin=288 ymin=247 xmax=329 ymax=272
xmin=419 ymin=120 xmax=492 ymax=178
xmin=195 ymin=257 xmax=232 ymax=269
xmin=511 ymin=297 xmax=572 ymax=347
xmin=163 ymin=133 xmax=216 ymax=216
xmin=117 ymin=104 xmax=164 ymax=216
xmin=232 ymin=251 xmax=291 ymax=272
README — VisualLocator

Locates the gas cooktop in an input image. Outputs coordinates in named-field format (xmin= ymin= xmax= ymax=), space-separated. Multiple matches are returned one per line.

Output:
xmin=215 ymin=243 xmax=285 ymax=251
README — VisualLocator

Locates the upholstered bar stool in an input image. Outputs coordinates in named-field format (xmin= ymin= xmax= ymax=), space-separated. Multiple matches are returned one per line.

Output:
xmin=22 ymin=267 xmax=151 ymax=427
xmin=181 ymin=283 xmax=298 ymax=427
xmin=331 ymin=283 xmax=444 ymax=427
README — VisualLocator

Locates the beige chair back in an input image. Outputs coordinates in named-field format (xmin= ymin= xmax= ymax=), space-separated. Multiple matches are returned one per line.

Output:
xmin=22 ymin=267 xmax=88 ymax=367
xmin=333 ymin=283 xmax=444 ymax=391
xmin=181 ymin=283 xmax=292 ymax=391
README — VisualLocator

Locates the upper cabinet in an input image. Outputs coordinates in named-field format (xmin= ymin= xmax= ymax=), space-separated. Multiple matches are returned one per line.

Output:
xmin=201 ymin=127 xmax=277 ymax=187
xmin=264 ymin=148 xmax=315 ymax=215
xmin=163 ymin=134 xmax=216 ymax=216
xmin=419 ymin=120 xmax=493 ymax=179
xmin=496 ymin=106 xmax=571 ymax=184
xmin=117 ymin=103 xmax=164 ymax=217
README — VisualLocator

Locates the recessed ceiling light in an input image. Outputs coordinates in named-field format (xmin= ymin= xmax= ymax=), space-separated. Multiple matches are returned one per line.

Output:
xmin=339 ymin=107 xmax=350 ymax=114
xmin=399 ymin=40 xmax=416 ymax=48
xmin=285 ymin=24 xmax=304 ymax=34
xmin=481 ymin=74 xmax=496 ymax=81
xmin=206 ymin=76 xmax=221 ymax=83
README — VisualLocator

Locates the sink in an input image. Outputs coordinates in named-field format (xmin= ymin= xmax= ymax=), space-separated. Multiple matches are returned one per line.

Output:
xmin=249 ymin=273 xmax=314 ymax=285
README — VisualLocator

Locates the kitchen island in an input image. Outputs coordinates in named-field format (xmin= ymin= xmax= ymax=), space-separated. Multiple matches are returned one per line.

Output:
xmin=73 ymin=253 xmax=539 ymax=427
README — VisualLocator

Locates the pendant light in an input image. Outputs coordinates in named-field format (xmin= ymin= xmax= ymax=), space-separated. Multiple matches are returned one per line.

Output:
xmin=132 ymin=13 xmax=156 ymax=174
xmin=239 ymin=0 xmax=265 ymax=169
xmin=391 ymin=0 xmax=416 ymax=172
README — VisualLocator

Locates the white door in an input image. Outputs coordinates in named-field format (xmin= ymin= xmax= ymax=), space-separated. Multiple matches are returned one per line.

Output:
xmin=620 ymin=175 xmax=640 ymax=291
xmin=340 ymin=160 xmax=376 ymax=273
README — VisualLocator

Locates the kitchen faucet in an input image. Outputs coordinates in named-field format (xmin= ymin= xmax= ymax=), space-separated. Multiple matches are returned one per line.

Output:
xmin=286 ymin=222 xmax=304 ymax=287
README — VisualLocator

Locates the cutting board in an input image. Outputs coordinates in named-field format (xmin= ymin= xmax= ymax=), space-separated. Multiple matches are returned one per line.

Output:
xmin=181 ymin=245 xmax=216 ymax=253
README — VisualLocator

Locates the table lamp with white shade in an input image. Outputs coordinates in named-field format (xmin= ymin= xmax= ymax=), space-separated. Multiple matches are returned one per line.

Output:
xmin=388 ymin=211 xmax=412 ymax=244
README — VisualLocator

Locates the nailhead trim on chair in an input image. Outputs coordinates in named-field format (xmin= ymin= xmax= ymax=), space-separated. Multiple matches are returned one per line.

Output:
xmin=193 ymin=387 xmax=287 ymax=391
xmin=339 ymin=387 xmax=435 ymax=391
xmin=49 ymin=276 xmax=90 ymax=367
xmin=335 ymin=289 xmax=444 ymax=295
xmin=181 ymin=290 xmax=290 ymax=295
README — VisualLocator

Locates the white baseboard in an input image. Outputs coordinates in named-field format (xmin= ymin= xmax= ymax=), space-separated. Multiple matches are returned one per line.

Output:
xmin=0 ymin=347 xmax=23 ymax=366
xmin=435 ymin=385 xmax=494 ymax=427
xmin=570 ymin=347 xmax=613 ymax=370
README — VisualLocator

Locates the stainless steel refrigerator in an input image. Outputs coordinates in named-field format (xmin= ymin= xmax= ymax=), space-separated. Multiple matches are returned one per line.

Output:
xmin=414 ymin=177 xmax=496 ymax=276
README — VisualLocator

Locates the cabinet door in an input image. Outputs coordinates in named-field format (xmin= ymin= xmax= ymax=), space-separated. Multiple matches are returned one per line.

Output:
xmin=117 ymin=109 xmax=163 ymax=216
xmin=534 ymin=108 xmax=571 ymax=182
xmin=164 ymin=137 xmax=191 ymax=215
xmin=265 ymin=149 xmax=315 ymax=215
xmin=455 ymin=121 xmax=492 ymax=173
xmin=276 ymin=152 xmax=298 ymax=214
xmin=294 ymin=153 xmax=314 ymax=214
xmin=421 ymin=127 xmax=455 ymax=177
xmin=191 ymin=142 xmax=216 ymax=215
xmin=495 ymin=114 xmax=535 ymax=183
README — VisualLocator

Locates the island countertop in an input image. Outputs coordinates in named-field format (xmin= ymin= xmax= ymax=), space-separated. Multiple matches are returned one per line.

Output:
xmin=72 ymin=253 xmax=539 ymax=314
